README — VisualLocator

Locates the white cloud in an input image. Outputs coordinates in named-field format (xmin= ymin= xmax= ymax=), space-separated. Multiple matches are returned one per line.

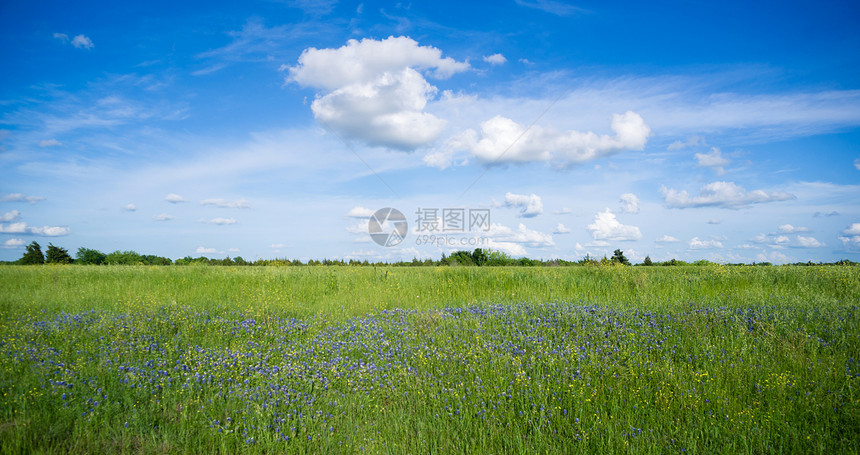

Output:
xmin=270 ymin=243 xmax=287 ymax=249
xmin=619 ymin=193 xmax=640 ymax=214
xmin=756 ymin=251 xmax=794 ymax=265
xmin=855 ymin=157 xmax=860 ymax=171
xmin=695 ymin=147 xmax=729 ymax=175
xmin=840 ymin=223 xmax=860 ymax=250
xmin=667 ymin=135 xmax=706 ymax=151
xmin=472 ymin=223 xmax=554 ymax=256
xmin=311 ymin=68 xmax=447 ymax=150
xmin=53 ymin=33 xmax=69 ymax=42
xmin=153 ymin=213 xmax=174 ymax=221
xmin=422 ymin=149 xmax=458 ymax=169
xmin=71 ymin=34 xmax=94 ymax=50
xmin=453 ymin=111 xmax=650 ymax=167
xmin=775 ymin=235 xmax=790 ymax=244
xmin=796 ymin=236 xmax=824 ymax=248
xmin=0 ymin=222 xmax=69 ymax=236
xmin=0 ymin=222 xmax=27 ymax=234
xmin=1 ymin=193 xmax=45 ymax=204
xmin=201 ymin=217 xmax=237 ymax=225
xmin=751 ymin=233 xmax=769 ymax=244
xmin=840 ymin=235 xmax=860 ymax=249
xmin=485 ymin=241 xmax=527 ymax=257
xmin=553 ymin=223 xmax=571 ymax=234
xmin=165 ymin=193 xmax=186 ymax=203
xmin=656 ymin=235 xmax=680 ymax=243
xmin=736 ymin=244 xmax=759 ymax=250
xmin=660 ymin=181 xmax=795 ymax=209
xmin=39 ymin=139 xmax=62 ymax=147
xmin=778 ymin=224 xmax=809 ymax=233
xmin=3 ymin=238 xmax=25 ymax=248
xmin=844 ymin=223 xmax=860 ymax=236
xmin=689 ymin=237 xmax=723 ymax=249
xmin=483 ymin=53 xmax=507 ymax=65
xmin=346 ymin=220 xmax=370 ymax=235
xmin=123 ymin=203 xmax=137 ymax=211
xmin=288 ymin=36 xmax=469 ymax=89
xmin=200 ymin=198 xmax=250 ymax=208
xmin=707 ymin=219 xmax=721 ymax=224
xmin=555 ymin=208 xmax=572 ymax=214
xmin=345 ymin=206 xmax=374 ymax=218
xmin=195 ymin=246 xmax=217 ymax=254
xmin=587 ymin=209 xmax=642 ymax=241
xmin=486 ymin=223 xmax=554 ymax=247
xmin=287 ymin=36 xmax=469 ymax=150
xmin=1 ymin=210 xmax=20 ymax=222
xmin=29 ymin=226 xmax=70 ymax=236
xmin=504 ymin=192 xmax=543 ymax=217
xmin=228 ymin=247 xmax=240 ymax=253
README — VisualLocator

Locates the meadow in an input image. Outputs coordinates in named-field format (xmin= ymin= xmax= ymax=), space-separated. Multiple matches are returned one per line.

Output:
xmin=0 ymin=265 xmax=858 ymax=453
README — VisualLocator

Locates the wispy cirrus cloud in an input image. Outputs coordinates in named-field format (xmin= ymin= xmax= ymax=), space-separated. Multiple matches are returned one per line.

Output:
xmin=514 ymin=0 xmax=584 ymax=16
xmin=193 ymin=19 xmax=322 ymax=76
xmin=39 ymin=139 xmax=62 ymax=147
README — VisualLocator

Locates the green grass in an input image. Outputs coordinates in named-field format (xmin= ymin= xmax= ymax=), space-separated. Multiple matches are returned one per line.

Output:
xmin=1 ymin=265 xmax=858 ymax=453
xmin=1 ymin=264 xmax=858 ymax=317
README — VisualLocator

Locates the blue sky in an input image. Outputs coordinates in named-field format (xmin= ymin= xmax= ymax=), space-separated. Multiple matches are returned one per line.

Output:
xmin=2 ymin=0 xmax=860 ymax=263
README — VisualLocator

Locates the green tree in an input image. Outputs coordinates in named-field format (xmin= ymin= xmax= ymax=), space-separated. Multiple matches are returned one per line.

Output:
xmin=486 ymin=249 xmax=513 ymax=266
xmin=643 ymin=255 xmax=653 ymax=266
xmin=19 ymin=241 xmax=45 ymax=264
xmin=611 ymin=249 xmax=630 ymax=265
xmin=45 ymin=243 xmax=73 ymax=264
xmin=76 ymin=247 xmax=106 ymax=265
xmin=104 ymin=250 xmax=144 ymax=265
xmin=471 ymin=248 xmax=488 ymax=266
xmin=449 ymin=251 xmax=474 ymax=266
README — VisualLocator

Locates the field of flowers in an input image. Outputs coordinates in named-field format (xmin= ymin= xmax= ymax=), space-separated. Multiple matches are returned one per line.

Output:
xmin=1 ymin=265 xmax=858 ymax=453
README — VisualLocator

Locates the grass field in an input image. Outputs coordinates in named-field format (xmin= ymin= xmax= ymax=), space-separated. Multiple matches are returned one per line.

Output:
xmin=1 ymin=265 xmax=858 ymax=453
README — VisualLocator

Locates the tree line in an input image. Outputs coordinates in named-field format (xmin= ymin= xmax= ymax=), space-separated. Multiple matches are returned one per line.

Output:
xmin=3 ymin=241 xmax=856 ymax=267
